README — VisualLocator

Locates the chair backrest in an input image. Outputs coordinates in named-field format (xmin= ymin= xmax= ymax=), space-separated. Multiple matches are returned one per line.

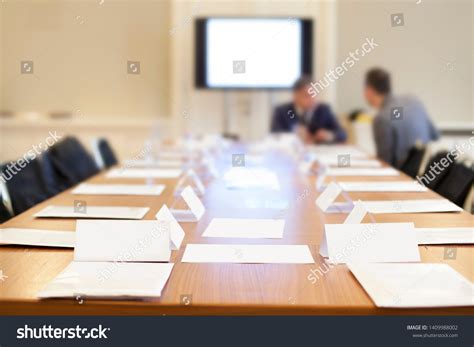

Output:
xmin=93 ymin=138 xmax=118 ymax=169
xmin=48 ymin=137 xmax=99 ymax=187
xmin=419 ymin=151 xmax=454 ymax=190
xmin=1 ymin=157 xmax=51 ymax=215
xmin=0 ymin=193 xmax=12 ymax=223
xmin=400 ymin=145 xmax=426 ymax=178
xmin=436 ymin=162 xmax=474 ymax=208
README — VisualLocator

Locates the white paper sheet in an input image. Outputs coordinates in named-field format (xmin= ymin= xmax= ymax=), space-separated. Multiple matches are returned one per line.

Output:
xmin=415 ymin=227 xmax=474 ymax=244
xmin=34 ymin=206 xmax=150 ymax=220
xmin=170 ymin=186 xmax=205 ymax=222
xmin=122 ymin=159 xmax=183 ymax=168
xmin=106 ymin=168 xmax=182 ymax=179
xmin=155 ymin=205 xmax=185 ymax=250
xmin=318 ymin=158 xmax=382 ymax=168
xmin=307 ymin=145 xmax=368 ymax=158
xmin=181 ymin=244 xmax=314 ymax=264
xmin=38 ymin=262 xmax=174 ymax=299
xmin=348 ymin=263 xmax=474 ymax=308
xmin=321 ymin=223 xmax=420 ymax=263
xmin=223 ymin=168 xmax=280 ymax=191
xmin=362 ymin=199 xmax=463 ymax=214
xmin=325 ymin=167 xmax=399 ymax=176
xmin=74 ymin=220 xmax=171 ymax=262
xmin=202 ymin=218 xmax=285 ymax=239
xmin=0 ymin=228 xmax=75 ymax=248
xmin=315 ymin=182 xmax=342 ymax=212
xmin=338 ymin=181 xmax=428 ymax=192
xmin=72 ymin=183 xmax=165 ymax=196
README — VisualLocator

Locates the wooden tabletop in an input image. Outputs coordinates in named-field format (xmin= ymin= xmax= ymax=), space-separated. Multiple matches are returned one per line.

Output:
xmin=0 ymin=148 xmax=473 ymax=315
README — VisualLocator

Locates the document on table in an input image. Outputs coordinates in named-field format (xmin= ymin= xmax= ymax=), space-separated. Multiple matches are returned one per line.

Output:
xmin=34 ymin=206 xmax=150 ymax=220
xmin=362 ymin=199 xmax=463 ymax=214
xmin=74 ymin=220 xmax=171 ymax=262
xmin=181 ymin=244 xmax=314 ymax=264
xmin=223 ymin=168 xmax=280 ymax=191
xmin=320 ymin=223 xmax=420 ymax=263
xmin=122 ymin=159 xmax=183 ymax=168
xmin=338 ymin=181 xmax=428 ymax=192
xmin=0 ymin=228 xmax=75 ymax=248
xmin=202 ymin=218 xmax=285 ymax=239
xmin=72 ymin=183 xmax=165 ymax=196
xmin=325 ymin=167 xmax=399 ymax=176
xmin=348 ymin=263 xmax=474 ymax=308
xmin=38 ymin=262 xmax=174 ymax=299
xmin=106 ymin=168 xmax=182 ymax=179
xmin=415 ymin=227 xmax=474 ymax=245
xmin=317 ymin=158 xmax=382 ymax=168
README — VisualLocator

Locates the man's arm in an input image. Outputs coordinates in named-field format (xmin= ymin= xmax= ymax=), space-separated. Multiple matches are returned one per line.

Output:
xmin=314 ymin=105 xmax=347 ymax=143
xmin=373 ymin=117 xmax=395 ymax=165
xmin=270 ymin=106 xmax=286 ymax=133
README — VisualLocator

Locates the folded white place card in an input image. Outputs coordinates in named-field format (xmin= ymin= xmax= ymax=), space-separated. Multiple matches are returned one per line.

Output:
xmin=348 ymin=263 xmax=474 ymax=308
xmin=320 ymin=223 xmax=420 ymax=263
xmin=106 ymin=168 xmax=182 ymax=179
xmin=173 ymin=169 xmax=205 ymax=196
xmin=72 ymin=183 xmax=165 ymax=196
xmin=338 ymin=181 xmax=428 ymax=192
xmin=155 ymin=205 xmax=185 ymax=250
xmin=0 ymin=228 xmax=75 ymax=248
xmin=325 ymin=167 xmax=399 ymax=176
xmin=315 ymin=182 xmax=343 ymax=212
xmin=415 ymin=227 xmax=474 ymax=245
xmin=75 ymin=220 xmax=171 ymax=262
xmin=34 ymin=206 xmax=150 ymax=220
xmin=170 ymin=186 xmax=205 ymax=222
xmin=38 ymin=262 xmax=174 ymax=299
xmin=202 ymin=218 xmax=285 ymax=239
xmin=344 ymin=200 xmax=368 ymax=224
xmin=362 ymin=199 xmax=463 ymax=214
xmin=181 ymin=244 xmax=315 ymax=264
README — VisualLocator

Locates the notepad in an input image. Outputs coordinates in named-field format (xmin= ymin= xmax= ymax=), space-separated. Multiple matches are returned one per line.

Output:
xmin=38 ymin=262 xmax=174 ymax=300
xmin=34 ymin=206 xmax=150 ymax=219
xmin=348 ymin=263 xmax=474 ymax=308
xmin=74 ymin=220 xmax=171 ymax=262
xmin=0 ymin=228 xmax=75 ymax=248
xmin=338 ymin=181 xmax=428 ymax=192
xmin=415 ymin=227 xmax=474 ymax=244
xmin=181 ymin=244 xmax=314 ymax=264
xmin=202 ymin=218 xmax=285 ymax=239
xmin=106 ymin=168 xmax=182 ymax=179
xmin=320 ymin=223 xmax=420 ymax=263
xmin=325 ymin=167 xmax=399 ymax=176
xmin=361 ymin=199 xmax=462 ymax=214
xmin=155 ymin=205 xmax=185 ymax=250
xmin=72 ymin=183 xmax=165 ymax=196
xmin=170 ymin=186 xmax=205 ymax=222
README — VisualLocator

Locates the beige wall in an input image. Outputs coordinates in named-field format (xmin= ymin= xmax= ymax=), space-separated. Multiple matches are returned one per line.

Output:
xmin=1 ymin=0 xmax=171 ymax=119
xmin=336 ymin=0 xmax=473 ymax=127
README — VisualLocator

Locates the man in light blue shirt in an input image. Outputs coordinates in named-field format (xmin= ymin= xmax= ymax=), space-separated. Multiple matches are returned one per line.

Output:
xmin=364 ymin=68 xmax=439 ymax=167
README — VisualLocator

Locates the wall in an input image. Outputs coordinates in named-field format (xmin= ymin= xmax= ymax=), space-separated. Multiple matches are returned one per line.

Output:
xmin=335 ymin=0 xmax=473 ymax=128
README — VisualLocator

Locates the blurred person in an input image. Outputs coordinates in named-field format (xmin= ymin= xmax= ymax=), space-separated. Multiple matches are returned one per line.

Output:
xmin=271 ymin=76 xmax=347 ymax=144
xmin=364 ymin=68 xmax=439 ymax=167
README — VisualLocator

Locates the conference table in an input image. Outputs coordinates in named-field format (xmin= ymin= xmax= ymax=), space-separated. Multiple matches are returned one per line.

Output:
xmin=0 ymin=145 xmax=472 ymax=315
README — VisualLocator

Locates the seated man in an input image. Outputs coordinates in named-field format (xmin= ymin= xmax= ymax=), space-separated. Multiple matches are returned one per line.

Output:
xmin=271 ymin=76 xmax=346 ymax=144
xmin=364 ymin=68 xmax=439 ymax=167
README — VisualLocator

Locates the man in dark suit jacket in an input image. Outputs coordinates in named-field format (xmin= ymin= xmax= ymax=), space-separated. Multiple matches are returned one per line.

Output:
xmin=271 ymin=76 xmax=347 ymax=143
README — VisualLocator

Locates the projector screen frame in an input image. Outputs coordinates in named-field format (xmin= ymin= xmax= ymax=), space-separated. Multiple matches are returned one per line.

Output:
xmin=195 ymin=17 xmax=313 ymax=90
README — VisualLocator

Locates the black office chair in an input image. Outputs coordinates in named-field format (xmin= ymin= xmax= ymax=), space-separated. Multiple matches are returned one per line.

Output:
xmin=95 ymin=138 xmax=118 ymax=168
xmin=400 ymin=145 xmax=426 ymax=178
xmin=436 ymin=162 xmax=474 ymax=208
xmin=0 ymin=194 xmax=13 ymax=223
xmin=1 ymin=158 xmax=52 ymax=215
xmin=419 ymin=151 xmax=454 ymax=190
xmin=48 ymin=137 xmax=99 ymax=188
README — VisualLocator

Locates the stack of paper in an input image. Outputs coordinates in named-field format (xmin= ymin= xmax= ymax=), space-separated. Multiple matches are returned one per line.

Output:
xmin=0 ymin=228 xmax=75 ymax=248
xmin=106 ymin=168 xmax=182 ymax=179
xmin=38 ymin=220 xmax=173 ymax=300
xmin=348 ymin=263 xmax=474 ymax=307
xmin=202 ymin=218 xmax=285 ymax=239
xmin=72 ymin=183 xmax=165 ymax=196
xmin=415 ymin=227 xmax=474 ymax=245
xmin=181 ymin=244 xmax=314 ymax=264
xmin=34 ymin=206 xmax=150 ymax=219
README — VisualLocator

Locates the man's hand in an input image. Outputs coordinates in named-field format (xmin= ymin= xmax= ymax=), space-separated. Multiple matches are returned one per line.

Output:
xmin=294 ymin=124 xmax=312 ymax=144
xmin=314 ymin=129 xmax=335 ymax=143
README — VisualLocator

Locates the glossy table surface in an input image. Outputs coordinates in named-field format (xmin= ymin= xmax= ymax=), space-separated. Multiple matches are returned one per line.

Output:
xmin=0 ymin=147 xmax=473 ymax=315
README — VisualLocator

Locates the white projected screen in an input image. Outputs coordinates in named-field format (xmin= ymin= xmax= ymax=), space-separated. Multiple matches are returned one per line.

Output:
xmin=206 ymin=18 xmax=302 ymax=88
